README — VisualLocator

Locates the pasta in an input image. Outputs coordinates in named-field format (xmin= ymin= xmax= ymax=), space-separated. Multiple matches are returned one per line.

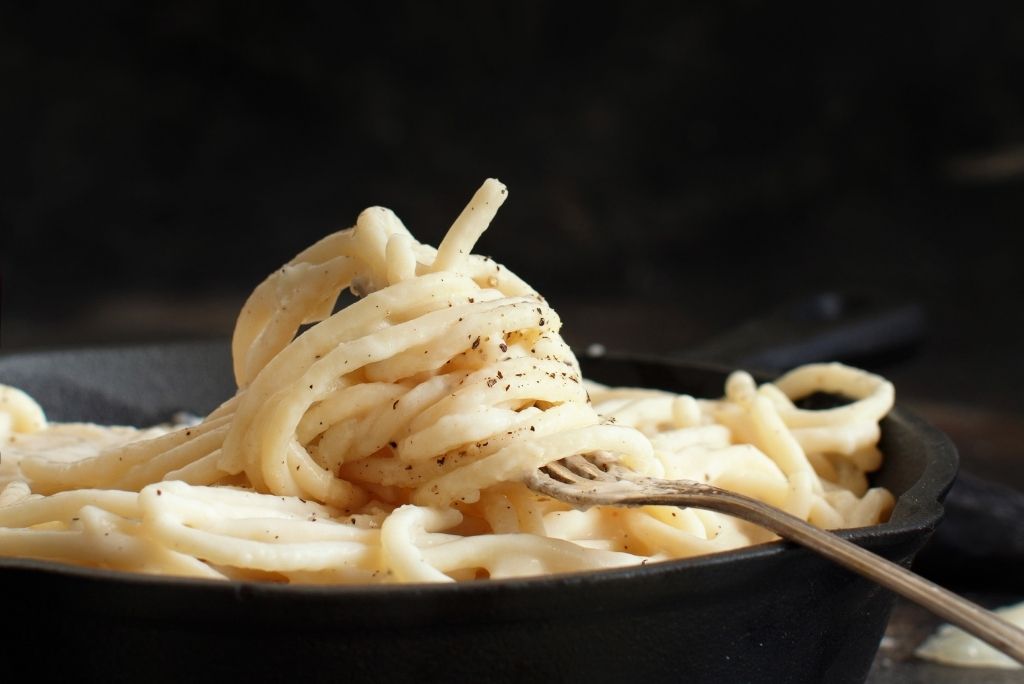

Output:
xmin=916 ymin=599 xmax=1024 ymax=669
xmin=0 ymin=179 xmax=896 ymax=583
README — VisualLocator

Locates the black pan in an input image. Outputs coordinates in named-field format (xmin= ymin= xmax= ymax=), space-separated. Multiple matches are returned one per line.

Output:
xmin=0 ymin=341 xmax=957 ymax=684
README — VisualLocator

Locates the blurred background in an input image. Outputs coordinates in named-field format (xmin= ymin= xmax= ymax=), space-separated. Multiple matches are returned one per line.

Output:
xmin=2 ymin=2 xmax=1024 ymax=676
xmin=4 ymin=2 xmax=1023 ymax=392
xmin=4 ymin=3 xmax=1024 ymax=447
xmin=6 ymin=1 xmax=1024 ymax=444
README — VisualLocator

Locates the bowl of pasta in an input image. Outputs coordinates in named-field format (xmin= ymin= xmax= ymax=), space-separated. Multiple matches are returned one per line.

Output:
xmin=0 ymin=180 xmax=957 ymax=683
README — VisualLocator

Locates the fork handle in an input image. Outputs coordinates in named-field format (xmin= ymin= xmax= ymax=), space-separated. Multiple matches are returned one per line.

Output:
xmin=628 ymin=486 xmax=1024 ymax=664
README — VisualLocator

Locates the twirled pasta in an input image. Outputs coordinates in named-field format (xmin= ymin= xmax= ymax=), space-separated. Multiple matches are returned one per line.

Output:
xmin=0 ymin=179 xmax=896 ymax=583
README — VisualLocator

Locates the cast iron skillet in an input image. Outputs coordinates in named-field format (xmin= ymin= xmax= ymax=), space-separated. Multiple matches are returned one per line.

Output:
xmin=0 ymin=341 xmax=957 ymax=684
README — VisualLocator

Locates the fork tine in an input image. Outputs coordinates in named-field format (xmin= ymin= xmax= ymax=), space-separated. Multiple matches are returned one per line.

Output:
xmin=585 ymin=451 xmax=621 ymax=469
xmin=541 ymin=459 xmax=582 ymax=484
xmin=563 ymin=454 xmax=612 ymax=481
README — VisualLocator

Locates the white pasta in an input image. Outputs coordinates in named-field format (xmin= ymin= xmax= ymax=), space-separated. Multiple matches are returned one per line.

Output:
xmin=916 ymin=600 xmax=1024 ymax=669
xmin=0 ymin=179 xmax=896 ymax=583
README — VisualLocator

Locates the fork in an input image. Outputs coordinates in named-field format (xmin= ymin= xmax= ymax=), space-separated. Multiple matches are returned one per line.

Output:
xmin=526 ymin=453 xmax=1024 ymax=665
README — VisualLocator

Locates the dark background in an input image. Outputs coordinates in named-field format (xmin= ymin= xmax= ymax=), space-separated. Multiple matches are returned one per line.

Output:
xmin=2 ymin=7 xmax=1024 ymax=411
xmin=2 ymin=4 xmax=1024 ymax=677
xmin=3 ymin=3 xmax=1024 ymax=437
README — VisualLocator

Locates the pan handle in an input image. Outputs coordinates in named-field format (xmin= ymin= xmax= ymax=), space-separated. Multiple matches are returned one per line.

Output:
xmin=676 ymin=291 xmax=926 ymax=373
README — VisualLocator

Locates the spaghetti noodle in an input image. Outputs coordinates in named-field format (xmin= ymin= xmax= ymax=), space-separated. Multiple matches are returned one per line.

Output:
xmin=0 ymin=179 xmax=895 ymax=583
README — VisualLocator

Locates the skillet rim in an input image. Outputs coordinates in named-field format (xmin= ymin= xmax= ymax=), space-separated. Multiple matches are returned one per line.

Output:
xmin=0 ymin=341 xmax=958 ymax=599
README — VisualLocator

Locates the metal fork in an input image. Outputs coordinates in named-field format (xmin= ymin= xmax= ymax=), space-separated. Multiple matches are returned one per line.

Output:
xmin=526 ymin=454 xmax=1024 ymax=665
